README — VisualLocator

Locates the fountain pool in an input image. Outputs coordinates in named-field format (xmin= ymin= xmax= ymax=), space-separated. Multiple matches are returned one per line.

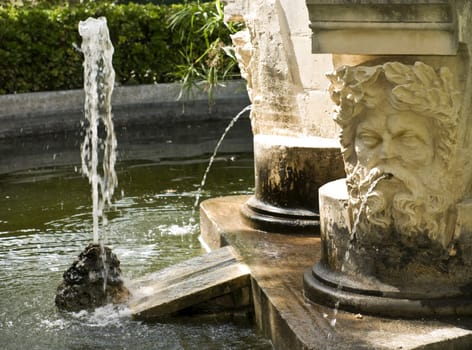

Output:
xmin=0 ymin=119 xmax=272 ymax=349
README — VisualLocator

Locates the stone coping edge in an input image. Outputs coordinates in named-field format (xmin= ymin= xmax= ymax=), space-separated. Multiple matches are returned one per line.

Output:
xmin=0 ymin=80 xmax=250 ymax=139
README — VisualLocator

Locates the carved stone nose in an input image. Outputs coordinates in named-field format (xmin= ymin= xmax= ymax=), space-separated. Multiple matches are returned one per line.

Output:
xmin=378 ymin=137 xmax=396 ymax=160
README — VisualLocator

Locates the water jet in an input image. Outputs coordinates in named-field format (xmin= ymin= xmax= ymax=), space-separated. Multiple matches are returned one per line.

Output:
xmin=55 ymin=17 xmax=129 ymax=311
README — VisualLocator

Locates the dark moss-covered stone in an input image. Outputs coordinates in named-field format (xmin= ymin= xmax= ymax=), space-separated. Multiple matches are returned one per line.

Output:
xmin=55 ymin=243 xmax=130 ymax=312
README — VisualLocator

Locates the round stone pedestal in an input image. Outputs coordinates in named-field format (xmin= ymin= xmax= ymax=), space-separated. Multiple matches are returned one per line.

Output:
xmin=241 ymin=134 xmax=344 ymax=234
xmin=303 ymin=179 xmax=472 ymax=318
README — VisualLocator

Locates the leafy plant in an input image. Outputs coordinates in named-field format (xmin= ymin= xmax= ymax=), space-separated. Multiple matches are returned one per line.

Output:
xmin=167 ymin=0 xmax=243 ymax=102
xmin=0 ymin=1 xmax=240 ymax=95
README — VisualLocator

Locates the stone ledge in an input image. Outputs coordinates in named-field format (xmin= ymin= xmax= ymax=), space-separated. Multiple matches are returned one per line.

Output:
xmin=0 ymin=80 xmax=249 ymax=138
xmin=199 ymin=195 xmax=472 ymax=350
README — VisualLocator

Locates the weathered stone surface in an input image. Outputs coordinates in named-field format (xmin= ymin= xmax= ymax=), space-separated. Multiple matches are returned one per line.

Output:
xmin=226 ymin=0 xmax=338 ymax=138
xmin=55 ymin=244 xmax=129 ymax=312
xmin=241 ymin=134 xmax=344 ymax=233
xmin=128 ymin=246 xmax=251 ymax=320
xmin=306 ymin=0 xmax=457 ymax=55
xmin=200 ymin=196 xmax=472 ymax=349
xmin=252 ymin=135 xmax=343 ymax=211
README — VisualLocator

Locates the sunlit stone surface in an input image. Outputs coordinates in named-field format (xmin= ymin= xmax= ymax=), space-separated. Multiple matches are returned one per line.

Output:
xmin=226 ymin=0 xmax=344 ymax=232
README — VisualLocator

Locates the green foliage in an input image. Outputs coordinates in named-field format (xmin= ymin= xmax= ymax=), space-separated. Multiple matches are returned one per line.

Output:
xmin=0 ymin=1 xmax=241 ymax=95
xmin=168 ymin=0 xmax=242 ymax=101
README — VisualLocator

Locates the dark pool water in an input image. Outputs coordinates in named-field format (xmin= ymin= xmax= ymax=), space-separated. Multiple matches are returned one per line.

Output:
xmin=0 ymin=119 xmax=272 ymax=349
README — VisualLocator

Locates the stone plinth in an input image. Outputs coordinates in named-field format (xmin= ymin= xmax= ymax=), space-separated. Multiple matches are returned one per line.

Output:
xmin=304 ymin=180 xmax=472 ymax=318
xmin=199 ymin=196 xmax=472 ymax=350
xmin=241 ymin=134 xmax=344 ymax=233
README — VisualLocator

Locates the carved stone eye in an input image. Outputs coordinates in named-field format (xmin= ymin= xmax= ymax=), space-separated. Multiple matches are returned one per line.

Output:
xmin=358 ymin=132 xmax=381 ymax=148
xmin=397 ymin=132 xmax=424 ymax=148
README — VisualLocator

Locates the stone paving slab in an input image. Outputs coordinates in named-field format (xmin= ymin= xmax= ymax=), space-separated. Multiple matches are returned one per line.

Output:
xmin=128 ymin=246 xmax=250 ymax=320
xmin=200 ymin=195 xmax=472 ymax=350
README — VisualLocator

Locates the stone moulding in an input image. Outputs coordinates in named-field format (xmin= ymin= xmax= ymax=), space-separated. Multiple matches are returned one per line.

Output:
xmin=305 ymin=0 xmax=458 ymax=55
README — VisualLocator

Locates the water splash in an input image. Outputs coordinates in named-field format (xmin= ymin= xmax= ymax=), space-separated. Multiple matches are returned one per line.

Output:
xmin=79 ymin=17 xmax=117 ymax=245
xmin=190 ymin=104 xmax=252 ymax=220
xmin=328 ymin=172 xmax=392 ymax=327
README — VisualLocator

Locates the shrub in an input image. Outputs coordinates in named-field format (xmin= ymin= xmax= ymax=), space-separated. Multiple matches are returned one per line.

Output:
xmin=168 ymin=0 xmax=242 ymax=100
xmin=0 ymin=1 xmax=240 ymax=95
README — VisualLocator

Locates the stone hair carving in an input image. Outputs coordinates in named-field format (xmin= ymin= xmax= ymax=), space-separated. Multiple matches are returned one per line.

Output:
xmin=327 ymin=61 xmax=462 ymax=247
xmin=328 ymin=62 xmax=460 ymax=171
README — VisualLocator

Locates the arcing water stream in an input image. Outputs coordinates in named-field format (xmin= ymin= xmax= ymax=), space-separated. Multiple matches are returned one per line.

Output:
xmin=191 ymin=104 xmax=252 ymax=220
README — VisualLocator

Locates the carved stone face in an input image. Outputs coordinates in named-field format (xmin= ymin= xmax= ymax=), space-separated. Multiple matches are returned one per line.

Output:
xmin=351 ymin=99 xmax=447 ymax=244
xmin=355 ymin=103 xmax=435 ymax=176
xmin=327 ymin=61 xmax=462 ymax=247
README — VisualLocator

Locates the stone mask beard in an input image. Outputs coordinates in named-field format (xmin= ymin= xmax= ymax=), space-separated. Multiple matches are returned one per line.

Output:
xmin=349 ymin=161 xmax=453 ymax=246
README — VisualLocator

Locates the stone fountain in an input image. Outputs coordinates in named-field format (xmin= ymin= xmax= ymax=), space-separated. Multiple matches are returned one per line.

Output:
xmin=56 ymin=17 xmax=129 ymax=312
xmin=303 ymin=0 xmax=472 ymax=318
xmin=73 ymin=0 xmax=472 ymax=348
xmin=198 ymin=0 xmax=472 ymax=349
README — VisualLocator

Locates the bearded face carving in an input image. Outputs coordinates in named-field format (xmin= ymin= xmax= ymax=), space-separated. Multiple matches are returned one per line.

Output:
xmin=328 ymin=62 xmax=462 ymax=248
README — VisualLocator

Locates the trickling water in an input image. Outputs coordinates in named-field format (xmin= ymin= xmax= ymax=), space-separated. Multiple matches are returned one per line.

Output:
xmin=328 ymin=172 xmax=392 ymax=327
xmin=190 ymin=104 xmax=252 ymax=220
xmin=79 ymin=17 xmax=117 ymax=245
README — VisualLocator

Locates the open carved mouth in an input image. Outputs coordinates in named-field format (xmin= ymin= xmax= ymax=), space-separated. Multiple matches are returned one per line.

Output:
xmin=363 ymin=171 xmax=396 ymax=195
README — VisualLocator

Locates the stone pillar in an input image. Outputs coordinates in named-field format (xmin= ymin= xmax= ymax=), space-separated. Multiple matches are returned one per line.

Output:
xmin=225 ymin=0 xmax=344 ymax=233
xmin=241 ymin=134 xmax=342 ymax=232
xmin=303 ymin=0 xmax=472 ymax=317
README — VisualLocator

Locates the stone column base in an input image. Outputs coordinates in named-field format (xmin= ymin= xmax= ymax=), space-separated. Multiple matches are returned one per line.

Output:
xmin=303 ymin=263 xmax=472 ymax=318
xmin=304 ymin=179 xmax=472 ymax=318
xmin=241 ymin=195 xmax=320 ymax=233
xmin=241 ymin=134 xmax=344 ymax=234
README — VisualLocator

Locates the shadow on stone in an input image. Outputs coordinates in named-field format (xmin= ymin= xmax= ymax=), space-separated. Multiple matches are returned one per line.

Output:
xmin=55 ymin=243 xmax=130 ymax=312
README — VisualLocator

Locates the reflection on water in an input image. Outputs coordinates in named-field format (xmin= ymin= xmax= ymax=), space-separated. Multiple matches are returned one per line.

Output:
xmin=0 ymin=119 xmax=272 ymax=349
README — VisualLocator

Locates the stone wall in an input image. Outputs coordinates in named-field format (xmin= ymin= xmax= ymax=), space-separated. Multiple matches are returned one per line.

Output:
xmin=225 ymin=0 xmax=338 ymax=138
